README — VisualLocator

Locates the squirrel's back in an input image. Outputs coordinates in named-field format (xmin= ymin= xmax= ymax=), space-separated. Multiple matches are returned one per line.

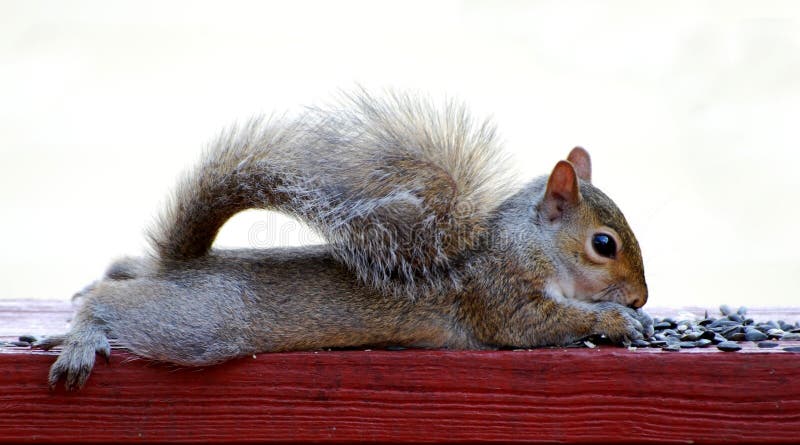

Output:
xmin=148 ymin=89 xmax=515 ymax=295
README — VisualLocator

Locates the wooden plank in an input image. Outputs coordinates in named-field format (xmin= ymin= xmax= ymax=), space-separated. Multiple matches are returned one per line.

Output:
xmin=2 ymin=300 xmax=800 ymax=443
xmin=0 ymin=299 xmax=73 ymax=341
xmin=2 ymin=345 xmax=800 ymax=443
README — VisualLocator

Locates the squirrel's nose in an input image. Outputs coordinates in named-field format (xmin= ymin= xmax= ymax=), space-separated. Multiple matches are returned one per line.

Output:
xmin=629 ymin=297 xmax=646 ymax=309
xmin=628 ymin=290 xmax=648 ymax=308
xmin=626 ymin=280 xmax=648 ymax=309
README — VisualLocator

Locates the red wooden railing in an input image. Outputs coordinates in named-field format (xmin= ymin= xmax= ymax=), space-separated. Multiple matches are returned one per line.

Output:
xmin=2 ymin=300 xmax=799 ymax=444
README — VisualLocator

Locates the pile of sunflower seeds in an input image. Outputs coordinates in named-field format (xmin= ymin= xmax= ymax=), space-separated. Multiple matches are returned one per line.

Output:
xmin=578 ymin=305 xmax=800 ymax=352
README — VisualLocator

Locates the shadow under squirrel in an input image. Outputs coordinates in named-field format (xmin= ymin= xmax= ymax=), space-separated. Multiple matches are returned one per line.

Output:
xmin=36 ymin=89 xmax=653 ymax=390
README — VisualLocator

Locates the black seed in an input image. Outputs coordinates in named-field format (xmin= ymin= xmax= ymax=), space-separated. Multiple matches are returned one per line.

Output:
xmin=717 ymin=341 xmax=742 ymax=352
xmin=698 ymin=318 xmax=714 ymax=326
xmin=767 ymin=329 xmax=784 ymax=338
xmin=709 ymin=319 xmax=739 ymax=329
xmin=722 ymin=324 xmax=742 ymax=333
xmin=744 ymin=329 xmax=768 ymax=342
xmin=763 ymin=321 xmax=780 ymax=330
xmin=783 ymin=347 xmax=800 ymax=352
xmin=753 ymin=326 xmax=770 ymax=334
xmin=18 ymin=335 xmax=37 ymax=343
xmin=757 ymin=342 xmax=780 ymax=348
xmin=727 ymin=314 xmax=744 ymax=323
xmin=681 ymin=332 xmax=703 ymax=341
xmin=648 ymin=340 xmax=667 ymax=347
xmin=700 ymin=330 xmax=717 ymax=340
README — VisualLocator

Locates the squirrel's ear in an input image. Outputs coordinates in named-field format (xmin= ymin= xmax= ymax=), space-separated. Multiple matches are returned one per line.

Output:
xmin=543 ymin=160 xmax=582 ymax=221
xmin=566 ymin=146 xmax=592 ymax=183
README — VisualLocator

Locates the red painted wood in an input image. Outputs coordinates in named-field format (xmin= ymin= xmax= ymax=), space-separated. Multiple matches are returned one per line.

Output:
xmin=1 ymin=339 xmax=799 ymax=443
xmin=2 ymin=301 xmax=800 ymax=443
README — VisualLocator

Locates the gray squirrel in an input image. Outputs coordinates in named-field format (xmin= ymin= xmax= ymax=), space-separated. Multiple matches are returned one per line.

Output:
xmin=35 ymin=89 xmax=653 ymax=390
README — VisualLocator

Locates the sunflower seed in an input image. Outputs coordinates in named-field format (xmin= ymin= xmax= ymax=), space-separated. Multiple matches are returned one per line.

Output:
xmin=727 ymin=332 xmax=746 ymax=341
xmin=681 ymin=332 xmax=703 ymax=341
xmin=717 ymin=341 xmax=742 ymax=352
xmin=744 ymin=329 xmax=768 ymax=342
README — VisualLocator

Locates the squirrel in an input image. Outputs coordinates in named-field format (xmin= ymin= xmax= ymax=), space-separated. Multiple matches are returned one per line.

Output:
xmin=35 ymin=89 xmax=653 ymax=390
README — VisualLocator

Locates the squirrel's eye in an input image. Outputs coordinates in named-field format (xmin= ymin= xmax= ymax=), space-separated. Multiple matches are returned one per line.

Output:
xmin=591 ymin=233 xmax=616 ymax=259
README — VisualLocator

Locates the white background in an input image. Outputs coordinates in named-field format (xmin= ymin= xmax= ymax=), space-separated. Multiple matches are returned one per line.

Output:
xmin=1 ymin=1 xmax=798 ymax=308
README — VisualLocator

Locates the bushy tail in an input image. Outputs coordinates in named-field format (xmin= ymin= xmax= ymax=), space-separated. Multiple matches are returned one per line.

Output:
xmin=148 ymin=89 xmax=514 ymax=294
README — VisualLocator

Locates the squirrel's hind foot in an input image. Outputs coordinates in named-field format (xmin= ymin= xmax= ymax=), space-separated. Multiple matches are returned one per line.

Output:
xmin=35 ymin=327 xmax=110 ymax=391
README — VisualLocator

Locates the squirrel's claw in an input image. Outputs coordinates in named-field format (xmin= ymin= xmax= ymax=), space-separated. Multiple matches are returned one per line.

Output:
xmin=31 ymin=335 xmax=66 ymax=351
xmin=592 ymin=303 xmax=650 ymax=344
xmin=633 ymin=308 xmax=655 ymax=338
xmin=41 ymin=330 xmax=110 ymax=391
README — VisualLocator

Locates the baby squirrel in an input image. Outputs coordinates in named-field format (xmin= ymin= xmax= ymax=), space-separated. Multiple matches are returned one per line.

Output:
xmin=36 ymin=90 xmax=653 ymax=390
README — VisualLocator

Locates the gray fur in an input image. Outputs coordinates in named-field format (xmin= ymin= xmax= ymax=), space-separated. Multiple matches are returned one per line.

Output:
xmin=38 ymin=90 xmax=653 ymax=390
xmin=148 ymin=89 xmax=514 ymax=296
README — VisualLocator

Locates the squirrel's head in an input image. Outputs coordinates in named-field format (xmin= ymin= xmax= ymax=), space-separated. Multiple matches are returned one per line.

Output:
xmin=492 ymin=147 xmax=647 ymax=308
xmin=537 ymin=147 xmax=647 ymax=308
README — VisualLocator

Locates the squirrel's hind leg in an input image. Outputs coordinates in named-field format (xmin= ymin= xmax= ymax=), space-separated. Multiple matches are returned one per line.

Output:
xmin=33 ymin=316 xmax=111 ymax=391
xmin=33 ymin=257 xmax=149 ymax=390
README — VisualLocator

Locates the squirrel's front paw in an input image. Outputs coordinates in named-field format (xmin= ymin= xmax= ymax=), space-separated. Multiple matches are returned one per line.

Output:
xmin=33 ymin=329 xmax=110 ymax=390
xmin=633 ymin=308 xmax=654 ymax=338
xmin=592 ymin=303 xmax=650 ymax=344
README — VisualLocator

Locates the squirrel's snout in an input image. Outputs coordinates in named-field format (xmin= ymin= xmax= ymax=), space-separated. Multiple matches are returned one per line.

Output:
xmin=623 ymin=276 xmax=648 ymax=308
xmin=629 ymin=296 xmax=646 ymax=309
xmin=627 ymin=287 xmax=648 ymax=308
